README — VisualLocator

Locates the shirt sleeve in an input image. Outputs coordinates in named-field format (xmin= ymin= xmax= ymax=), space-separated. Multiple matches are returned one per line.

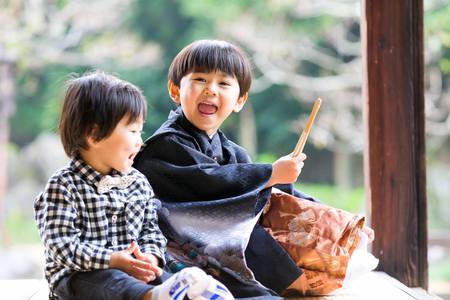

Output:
xmin=34 ymin=179 xmax=113 ymax=271
xmin=138 ymin=185 xmax=167 ymax=266
xmin=134 ymin=134 xmax=273 ymax=203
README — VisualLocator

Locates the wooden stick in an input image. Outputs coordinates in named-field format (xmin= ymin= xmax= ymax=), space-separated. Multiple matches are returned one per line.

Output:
xmin=292 ymin=98 xmax=322 ymax=157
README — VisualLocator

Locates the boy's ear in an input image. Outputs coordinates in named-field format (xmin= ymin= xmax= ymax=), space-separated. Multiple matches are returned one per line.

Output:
xmin=86 ymin=125 xmax=100 ymax=148
xmin=168 ymin=80 xmax=181 ymax=104
xmin=86 ymin=135 xmax=98 ymax=148
xmin=233 ymin=92 xmax=249 ymax=112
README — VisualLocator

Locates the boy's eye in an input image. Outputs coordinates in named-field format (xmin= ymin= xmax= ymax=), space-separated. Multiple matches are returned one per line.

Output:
xmin=193 ymin=77 xmax=206 ymax=82
xmin=220 ymin=81 xmax=231 ymax=86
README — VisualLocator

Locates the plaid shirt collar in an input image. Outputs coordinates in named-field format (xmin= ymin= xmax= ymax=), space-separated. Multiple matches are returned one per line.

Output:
xmin=69 ymin=156 xmax=127 ymax=188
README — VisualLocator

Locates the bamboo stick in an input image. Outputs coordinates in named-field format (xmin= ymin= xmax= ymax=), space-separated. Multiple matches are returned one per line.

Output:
xmin=292 ymin=98 xmax=322 ymax=157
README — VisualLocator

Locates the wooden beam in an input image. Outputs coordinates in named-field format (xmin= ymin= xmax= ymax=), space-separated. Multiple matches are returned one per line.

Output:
xmin=362 ymin=0 xmax=428 ymax=288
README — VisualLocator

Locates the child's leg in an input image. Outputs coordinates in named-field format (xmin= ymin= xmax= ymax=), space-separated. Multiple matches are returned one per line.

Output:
xmin=245 ymin=224 xmax=302 ymax=294
xmin=55 ymin=267 xmax=233 ymax=300
xmin=213 ymin=266 xmax=278 ymax=298
xmin=54 ymin=268 xmax=165 ymax=300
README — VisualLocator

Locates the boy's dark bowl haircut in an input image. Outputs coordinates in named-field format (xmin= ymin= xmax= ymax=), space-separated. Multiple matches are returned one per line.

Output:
xmin=59 ymin=70 xmax=147 ymax=157
xmin=168 ymin=40 xmax=252 ymax=96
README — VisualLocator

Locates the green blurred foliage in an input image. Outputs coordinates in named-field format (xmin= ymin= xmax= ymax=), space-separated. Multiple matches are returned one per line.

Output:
xmin=429 ymin=257 xmax=450 ymax=280
xmin=425 ymin=1 xmax=450 ymax=78
xmin=11 ymin=65 xmax=96 ymax=145
xmin=129 ymin=0 xmax=197 ymax=61
xmin=2 ymin=210 xmax=41 ymax=246
xmin=253 ymin=85 xmax=308 ymax=155
xmin=298 ymin=183 xmax=365 ymax=213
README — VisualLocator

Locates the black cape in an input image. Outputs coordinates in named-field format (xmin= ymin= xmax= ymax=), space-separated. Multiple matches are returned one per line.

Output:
xmin=134 ymin=107 xmax=316 ymax=294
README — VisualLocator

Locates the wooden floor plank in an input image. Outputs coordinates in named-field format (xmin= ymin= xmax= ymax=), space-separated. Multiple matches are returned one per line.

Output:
xmin=0 ymin=279 xmax=48 ymax=300
xmin=288 ymin=272 xmax=441 ymax=300
xmin=0 ymin=272 xmax=442 ymax=300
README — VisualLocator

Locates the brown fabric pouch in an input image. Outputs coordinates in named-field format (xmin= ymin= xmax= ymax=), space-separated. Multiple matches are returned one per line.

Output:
xmin=261 ymin=190 xmax=366 ymax=296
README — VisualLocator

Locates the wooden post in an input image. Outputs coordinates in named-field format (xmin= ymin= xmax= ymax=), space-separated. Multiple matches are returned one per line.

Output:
xmin=362 ymin=0 xmax=428 ymax=288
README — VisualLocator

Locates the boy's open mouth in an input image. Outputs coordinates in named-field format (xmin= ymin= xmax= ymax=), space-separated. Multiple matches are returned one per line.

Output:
xmin=198 ymin=102 xmax=217 ymax=115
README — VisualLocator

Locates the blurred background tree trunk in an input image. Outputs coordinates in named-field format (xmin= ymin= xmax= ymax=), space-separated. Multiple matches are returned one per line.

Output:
xmin=239 ymin=103 xmax=257 ymax=159
xmin=333 ymin=150 xmax=353 ymax=189
xmin=0 ymin=55 xmax=16 ymax=244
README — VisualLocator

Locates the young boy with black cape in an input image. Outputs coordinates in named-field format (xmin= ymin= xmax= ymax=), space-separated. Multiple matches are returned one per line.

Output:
xmin=134 ymin=40 xmax=317 ymax=299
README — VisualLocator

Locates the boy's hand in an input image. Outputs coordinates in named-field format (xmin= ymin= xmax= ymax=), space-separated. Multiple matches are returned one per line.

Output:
xmin=133 ymin=243 xmax=163 ymax=279
xmin=265 ymin=153 xmax=306 ymax=188
xmin=109 ymin=241 xmax=159 ymax=282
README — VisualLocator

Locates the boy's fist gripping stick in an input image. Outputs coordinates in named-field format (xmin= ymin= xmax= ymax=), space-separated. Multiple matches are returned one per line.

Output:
xmin=292 ymin=98 xmax=322 ymax=157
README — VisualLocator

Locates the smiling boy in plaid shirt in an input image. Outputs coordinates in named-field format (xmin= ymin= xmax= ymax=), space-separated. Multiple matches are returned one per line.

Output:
xmin=34 ymin=71 xmax=233 ymax=300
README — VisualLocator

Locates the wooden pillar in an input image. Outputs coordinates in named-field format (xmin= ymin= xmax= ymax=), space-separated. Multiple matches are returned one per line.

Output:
xmin=362 ymin=0 xmax=428 ymax=288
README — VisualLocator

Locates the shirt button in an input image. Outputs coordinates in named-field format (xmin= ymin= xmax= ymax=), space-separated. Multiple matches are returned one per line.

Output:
xmin=111 ymin=215 xmax=117 ymax=223
xmin=111 ymin=239 xmax=118 ymax=246
xmin=213 ymin=157 xmax=218 ymax=161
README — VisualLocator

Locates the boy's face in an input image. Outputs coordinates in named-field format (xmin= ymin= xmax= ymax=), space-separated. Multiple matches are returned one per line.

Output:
xmin=169 ymin=70 xmax=248 ymax=136
xmin=84 ymin=115 xmax=144 ymax=174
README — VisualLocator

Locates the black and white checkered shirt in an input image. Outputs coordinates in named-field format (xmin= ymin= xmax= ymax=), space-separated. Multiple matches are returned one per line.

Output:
xmin=34 ymin=157 xmax=167 ymax=292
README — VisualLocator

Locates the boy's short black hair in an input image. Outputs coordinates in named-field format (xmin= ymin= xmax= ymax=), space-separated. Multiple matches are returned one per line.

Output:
xmin=59 ymin=71 xmax=147 ymax=157
xmin=168 ymin=40 xmax=252 ymax=96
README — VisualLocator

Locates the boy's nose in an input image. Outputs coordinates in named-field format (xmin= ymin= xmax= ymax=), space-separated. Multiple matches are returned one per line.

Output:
xmin=204 ymin=85 xmax=217 ymax=96
xmin=136 ymin=135 xmax=143 ymax=147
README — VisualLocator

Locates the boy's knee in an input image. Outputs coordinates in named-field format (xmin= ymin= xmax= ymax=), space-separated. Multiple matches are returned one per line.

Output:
xmin=60 ymin=269 xmax=151 ymax=300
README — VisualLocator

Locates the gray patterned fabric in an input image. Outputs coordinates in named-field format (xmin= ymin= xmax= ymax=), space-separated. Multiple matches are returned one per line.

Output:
xmin=162 ymin=198 xmax=262 ymax=280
